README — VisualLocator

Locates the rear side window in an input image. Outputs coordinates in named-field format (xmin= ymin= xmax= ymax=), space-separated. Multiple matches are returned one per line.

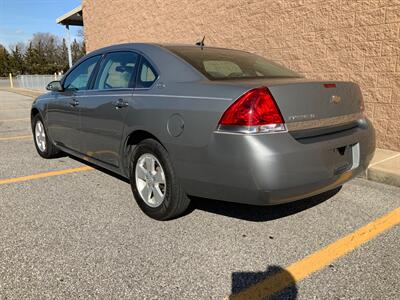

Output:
xmin=164 ymin=46 xmax=300 ymax=80
xmin=137 ymin=57 xmax=157 ymax=88
xmin=94 ymin=51 xmax=138 ymax=90
xmin=63 ymin=55 xmax=100 ymax=91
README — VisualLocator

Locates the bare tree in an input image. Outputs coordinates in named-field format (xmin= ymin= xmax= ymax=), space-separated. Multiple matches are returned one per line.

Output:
xmin=0 ymin=32 xmax=86 ymax=75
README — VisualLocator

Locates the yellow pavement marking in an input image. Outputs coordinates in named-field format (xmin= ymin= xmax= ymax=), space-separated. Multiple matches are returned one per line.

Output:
xmin=0 ymin=118 xmax=30 ymax=122
xmin=0 ymin=166 xmax=93 ymax=185
xmin=227 ymin=207 xmax=400 ymax=300
xmin=0 ymin=135 xmax=32 ymax=141
xmin=0 ymin=108 xmax=31 ymax=111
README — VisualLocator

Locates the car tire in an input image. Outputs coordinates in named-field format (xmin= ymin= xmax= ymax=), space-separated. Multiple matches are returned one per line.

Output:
xmin=32 ymin=114 xmax=62 ymax=159
xmin=130 ymin=139 xmax=190 ymax=220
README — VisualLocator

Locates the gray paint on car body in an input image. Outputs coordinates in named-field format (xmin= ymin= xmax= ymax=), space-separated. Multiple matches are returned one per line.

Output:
xmin=32 ymin=43 xmax=375 ymax=205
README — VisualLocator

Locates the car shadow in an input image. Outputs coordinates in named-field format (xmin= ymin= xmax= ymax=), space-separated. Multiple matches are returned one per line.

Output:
xmin=187 ymin=187 xmax=341 ymax=222
xmin=68 ymin=155 xmax=130 ymax=183
xmin=68 ymin=154 xmax=339 ymax=222
xmin=229 ymin=265 xmax=298 ymax=299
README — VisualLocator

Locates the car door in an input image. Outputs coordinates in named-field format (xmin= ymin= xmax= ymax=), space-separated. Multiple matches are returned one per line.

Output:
xmin=79 ymin=51 xmax=139 ymax=167
xmin=47 ymin=55 xmax=101 ymax=152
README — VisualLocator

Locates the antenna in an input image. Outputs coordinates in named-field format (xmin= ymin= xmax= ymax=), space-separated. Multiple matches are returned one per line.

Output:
xmin=195 ymin=36 xmax=205 ymax=50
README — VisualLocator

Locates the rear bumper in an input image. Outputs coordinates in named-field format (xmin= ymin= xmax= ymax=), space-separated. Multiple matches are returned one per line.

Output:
xmin=174 ymin=117 xmax=375 ymax=205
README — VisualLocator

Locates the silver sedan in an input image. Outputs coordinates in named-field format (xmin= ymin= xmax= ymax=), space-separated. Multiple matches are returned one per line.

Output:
xmin=31 ymin=43 xmax=375 ymax=220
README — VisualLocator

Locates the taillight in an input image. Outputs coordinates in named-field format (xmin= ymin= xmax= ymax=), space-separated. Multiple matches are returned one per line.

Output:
xmin=217 ymin=87 xmax=286 ymax=134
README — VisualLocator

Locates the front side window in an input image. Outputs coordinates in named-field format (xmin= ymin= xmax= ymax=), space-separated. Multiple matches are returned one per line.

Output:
xmin=94 ymin=51 xmax=138 ymax=90
xmin=137 ymin=57 xmax=157 ymax=88
xmin=164 ymin=46 xmax=301 ymax=80
xmin=63 ymin=55 xmax=100 ymax=91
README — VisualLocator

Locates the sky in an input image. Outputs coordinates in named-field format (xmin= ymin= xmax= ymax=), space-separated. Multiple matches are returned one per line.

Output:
xmin=0 ymin=0 xmax=82 ymax=48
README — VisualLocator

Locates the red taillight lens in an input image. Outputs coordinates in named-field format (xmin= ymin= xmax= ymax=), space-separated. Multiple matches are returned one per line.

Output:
xmin=219 ymin=88 xmax=284 ymax=126
xmin=324 ymin=83 xmax=336 ymax=88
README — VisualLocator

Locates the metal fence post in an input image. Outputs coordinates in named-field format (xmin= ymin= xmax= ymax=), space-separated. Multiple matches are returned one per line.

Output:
xmin=9 ymin=73 xmax=13 ymax=88
xmin=66 ymin=25 xmax=73 ymax=68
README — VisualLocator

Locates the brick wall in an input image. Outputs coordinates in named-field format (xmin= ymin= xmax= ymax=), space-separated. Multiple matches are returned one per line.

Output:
xmin=83 ymin=0 xmax=400 ymax=151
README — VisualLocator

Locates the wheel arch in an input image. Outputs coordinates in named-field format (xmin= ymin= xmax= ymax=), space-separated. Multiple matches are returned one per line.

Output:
xmin=30 ymin=108 xmax=42 ymax=129
xmin=31 ymin=107 xmax=40 ymax=117
xmin=121 ymin=129 xmax=166 ymax=177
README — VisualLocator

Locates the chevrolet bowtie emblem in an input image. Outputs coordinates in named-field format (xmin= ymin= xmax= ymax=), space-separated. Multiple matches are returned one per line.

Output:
xmin=330 ymin=95 xmax=341 ymax=104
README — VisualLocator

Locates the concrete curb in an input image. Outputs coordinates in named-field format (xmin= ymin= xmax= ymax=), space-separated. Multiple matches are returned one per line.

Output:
xmin=364 ymin=149 xmax=400 ymax=188
xmin=2 ymin=88 xmax=400 ymax=188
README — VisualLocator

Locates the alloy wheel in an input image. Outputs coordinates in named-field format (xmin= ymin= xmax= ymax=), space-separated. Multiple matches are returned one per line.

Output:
xmin=135 ymin=153 xmax=166 ymax=207
xmin=35 ymin=120 xmax=47 ymax=152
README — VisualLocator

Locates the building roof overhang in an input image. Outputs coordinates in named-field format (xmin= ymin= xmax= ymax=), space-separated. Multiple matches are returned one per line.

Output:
xmin=56 ymin=5 xmax=83 ymax=26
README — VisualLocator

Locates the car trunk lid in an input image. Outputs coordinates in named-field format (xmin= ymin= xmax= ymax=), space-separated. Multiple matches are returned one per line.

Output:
xmin=266 ymin=80 xmax=363 ymax=124
xmin=213 ymin=78 xmax=364 ymax=137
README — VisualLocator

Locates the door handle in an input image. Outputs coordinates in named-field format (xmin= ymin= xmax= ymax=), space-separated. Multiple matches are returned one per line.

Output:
xmin=114 ymin=98 xmax=129 ymax=109
xmin=69 ymin=99 xmax=79 ymax=107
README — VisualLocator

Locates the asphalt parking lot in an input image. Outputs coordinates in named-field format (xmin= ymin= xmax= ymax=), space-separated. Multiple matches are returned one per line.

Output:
xmin=0 ymin=90 xmax=399 ymax=299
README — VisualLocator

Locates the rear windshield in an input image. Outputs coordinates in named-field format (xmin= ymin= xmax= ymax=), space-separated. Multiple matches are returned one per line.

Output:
xmin=164 ymin=46 xmax=301 ymax=80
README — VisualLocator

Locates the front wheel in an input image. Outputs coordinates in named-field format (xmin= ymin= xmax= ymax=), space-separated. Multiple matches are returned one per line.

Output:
xmin=130 ymin=139 xmax=190 ymax=220
xmin=32 ymin=114 xmax=62 ymax=159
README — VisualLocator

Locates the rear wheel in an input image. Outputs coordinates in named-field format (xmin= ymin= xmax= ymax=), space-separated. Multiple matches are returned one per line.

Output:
xmin=130 ymin=139 xmax=190 ymax=220
xmin=32 ymin=114 xmax=62 ymax=159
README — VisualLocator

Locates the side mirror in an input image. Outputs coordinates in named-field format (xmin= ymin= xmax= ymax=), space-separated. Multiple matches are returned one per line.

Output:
xmin=46 ymin=81 xmax=63 ymax=92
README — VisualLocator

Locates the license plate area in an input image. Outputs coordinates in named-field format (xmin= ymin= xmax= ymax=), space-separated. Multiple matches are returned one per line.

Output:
xmin=333 ymin=143 xmax=360 ymax=175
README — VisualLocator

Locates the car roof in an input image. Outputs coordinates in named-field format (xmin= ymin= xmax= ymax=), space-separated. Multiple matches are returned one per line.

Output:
xmin=69 ymin=43 xmax=255 ymax=84
xmin=157 ymin=43 xmax=250 ymax=52
xmin=87 ymin=43 xmax=161 ymax=56
xmin=87 ymin=42 xmax=250 ymax=56
xmin=78 ymin=43 xmax=206 ymax=83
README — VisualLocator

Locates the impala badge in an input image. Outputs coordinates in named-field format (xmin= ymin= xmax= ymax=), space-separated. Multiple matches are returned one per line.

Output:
xmin=331 ymin=95 xmax=342 ymax=104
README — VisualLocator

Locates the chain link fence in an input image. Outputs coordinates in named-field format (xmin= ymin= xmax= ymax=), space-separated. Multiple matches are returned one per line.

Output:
xmin=0 ymin=74 xmax=63 ymax=91
xmin=0 ymin=77 xmax=12 ymax=89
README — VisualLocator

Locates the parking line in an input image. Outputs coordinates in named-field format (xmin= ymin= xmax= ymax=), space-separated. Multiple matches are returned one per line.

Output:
xmin=0 ymin=166 xmax=93 ymax=185
xmin=0 ymin=135 xmax=32 ymax=141
xmin=0 ymin=118 xmax=30 ymax=122
xmin=0 ymin=108 xmax=31 ymax=111
xmin=227 ymin=207 xmax=400 ymax=300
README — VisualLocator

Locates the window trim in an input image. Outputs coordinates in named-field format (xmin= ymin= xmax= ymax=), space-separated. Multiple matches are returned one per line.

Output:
xmin=61 ymin=54 xmax=102 ymax=91
xmin=86 ymin=53 xmax=105 ymax=90
xmin=136 ymin=55 xmax=159 ymax=90
xmin=61 ymin=49 xmax=161 ymax=92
